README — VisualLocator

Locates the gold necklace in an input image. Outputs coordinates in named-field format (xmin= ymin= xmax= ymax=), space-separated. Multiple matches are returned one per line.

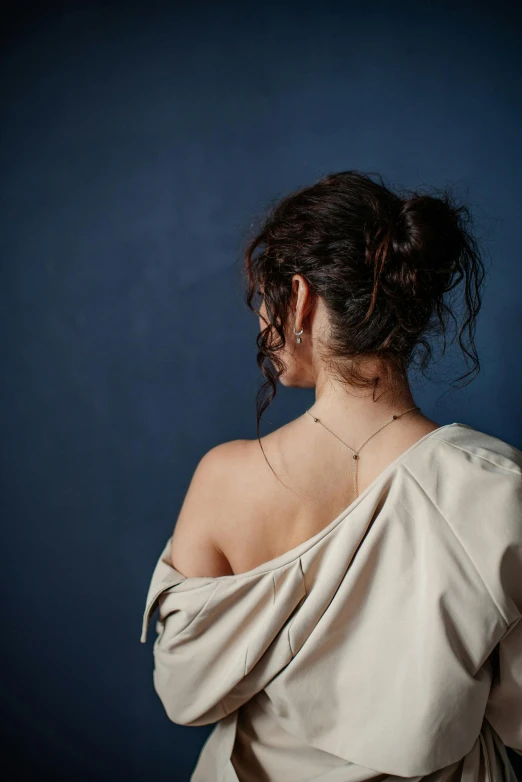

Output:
xmin=305 ymin=406 xmax=421 ymax=500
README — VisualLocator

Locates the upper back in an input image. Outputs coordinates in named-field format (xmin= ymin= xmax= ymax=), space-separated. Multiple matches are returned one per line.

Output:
xmin=218 ymin=417 xmax=513 ymax=576
xmin=143 ymin=419 xmax=522 ymax=772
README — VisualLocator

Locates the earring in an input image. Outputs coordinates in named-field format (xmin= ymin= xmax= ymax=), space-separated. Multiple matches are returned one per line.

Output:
xmin=293 ymin=325 xmax=304 ymax=343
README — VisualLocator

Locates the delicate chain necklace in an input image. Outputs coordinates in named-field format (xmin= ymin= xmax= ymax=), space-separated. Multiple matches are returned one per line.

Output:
xmin=305 ymin=405 xmax=421 ymax=500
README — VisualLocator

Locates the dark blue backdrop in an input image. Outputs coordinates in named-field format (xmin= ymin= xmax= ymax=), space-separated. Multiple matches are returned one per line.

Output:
xmin=1 ymin=1 xmax=521 ymax=780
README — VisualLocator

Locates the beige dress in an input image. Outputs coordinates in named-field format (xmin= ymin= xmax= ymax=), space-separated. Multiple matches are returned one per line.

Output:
xmin=140 ymin=422 xmax=522 ymax=782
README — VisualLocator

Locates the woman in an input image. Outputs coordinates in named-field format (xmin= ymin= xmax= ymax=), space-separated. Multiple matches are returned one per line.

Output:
xmin=141 ymin=171 xmax=522 ymax=781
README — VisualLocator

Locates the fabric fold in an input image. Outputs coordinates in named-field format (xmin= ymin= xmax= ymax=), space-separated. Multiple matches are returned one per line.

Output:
xmin=140 ymin=422 xmax=522 ymax=781
xmin=142 ymin=534 xmax=307 ymax=726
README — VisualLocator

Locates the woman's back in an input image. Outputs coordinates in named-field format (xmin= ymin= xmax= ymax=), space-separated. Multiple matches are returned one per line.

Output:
xmin=141 ymin=422 xmax=522 ymax=781
xmin=218 ymin=413 xmax=443 ymax=576
xmin=140 ymin=169 xmax=521 ymax=780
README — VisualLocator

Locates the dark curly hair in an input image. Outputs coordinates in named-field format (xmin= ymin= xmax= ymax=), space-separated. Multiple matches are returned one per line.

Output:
xmin=241 ymin=170 xmax=487 ymax=450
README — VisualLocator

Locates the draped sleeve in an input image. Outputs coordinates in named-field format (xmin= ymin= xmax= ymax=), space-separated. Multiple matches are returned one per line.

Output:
xmin=139 ymin=425 xmax=522 ymax=781
xmin=140 ymin=534 xmax=307 ymax=726
xmin=484 ymin=536 xmax=522 ymax=755
xmin=396 ymin=426 xmax=522 ymax=760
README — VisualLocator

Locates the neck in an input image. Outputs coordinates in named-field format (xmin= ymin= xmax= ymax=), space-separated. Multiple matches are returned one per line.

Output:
xmin=309 ymin=367 xmax=424 ymax=441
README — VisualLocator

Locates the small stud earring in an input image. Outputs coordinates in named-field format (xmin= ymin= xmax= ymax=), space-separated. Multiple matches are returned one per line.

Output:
xmin=293 ymin=325 xmax=304 ymax=343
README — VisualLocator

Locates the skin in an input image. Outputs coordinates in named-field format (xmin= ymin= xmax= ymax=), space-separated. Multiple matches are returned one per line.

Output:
xmin=170 ymin=273 xmax=441 ymax=578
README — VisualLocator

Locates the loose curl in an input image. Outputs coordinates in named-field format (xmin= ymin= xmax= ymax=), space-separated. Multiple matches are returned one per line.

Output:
xmin=240 ymin=170 xmax=487 ymax=460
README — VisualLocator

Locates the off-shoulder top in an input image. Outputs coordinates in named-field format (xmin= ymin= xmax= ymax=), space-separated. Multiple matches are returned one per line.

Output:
xmin=140 ymin=422 xmax=522 ymax=782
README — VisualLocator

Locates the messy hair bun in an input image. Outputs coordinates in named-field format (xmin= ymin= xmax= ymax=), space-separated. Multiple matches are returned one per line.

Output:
xmin=242 ymin=170 xmax=487 ymax=440
xmin=371 ymin=193 xmax=468 ymax=303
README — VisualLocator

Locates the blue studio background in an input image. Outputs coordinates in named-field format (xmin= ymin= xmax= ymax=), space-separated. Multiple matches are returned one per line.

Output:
xmin=1 ymin=1 xmax=521 ymax=780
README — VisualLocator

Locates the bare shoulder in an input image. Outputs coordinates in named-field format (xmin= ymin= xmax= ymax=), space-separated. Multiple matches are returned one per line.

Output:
xmin=197 ymin=437 xmax=276 ymax=513
xmin=205 ymin=430 xmax=304 ymax=573
xmin=169 ymin=439 xmax=252 ymax=577
xmin=200 ymin=438 xmax=254 ymax=471
xmin=173 ymin=424 xmax=327 ymax=576
xmin=198 ymin=434 xmax=282 ymax=485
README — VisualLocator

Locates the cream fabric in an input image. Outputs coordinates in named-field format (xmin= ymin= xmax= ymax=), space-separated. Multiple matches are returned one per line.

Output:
xmin=140 ymin=422 xmax=522 ymax=782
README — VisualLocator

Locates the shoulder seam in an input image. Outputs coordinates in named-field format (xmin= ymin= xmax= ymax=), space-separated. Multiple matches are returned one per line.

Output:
xmin=433 ymin=436 xmax=522 ymax=476
xmin=401 ymin=461 xmax=510 ymax=627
